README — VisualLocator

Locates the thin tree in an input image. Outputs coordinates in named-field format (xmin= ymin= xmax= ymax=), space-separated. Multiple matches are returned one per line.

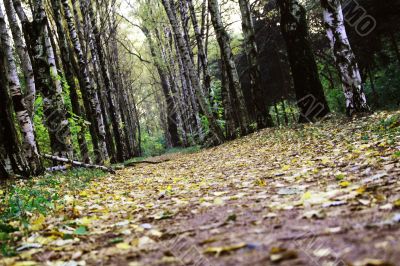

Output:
xmin=208 ymin=0 xmax=251 ymax=135
xmin=62 ymin=0 xmax=109 ymax=163
xmin=86 ymin=0 xmax=127 ymax=162
xmin=161 ymin=0 xmax=225 ymax=144
xmin=50 ymin=0 xmax=91 ymax=163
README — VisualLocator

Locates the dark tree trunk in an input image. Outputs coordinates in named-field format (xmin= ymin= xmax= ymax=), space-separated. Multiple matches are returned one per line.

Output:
xmin=221 ymin=60 xmax=236 ymax=139
xmin=208 ymin=0 xmax=250 ymax=134
xmin=238 ymin=0 xmax=273 ymax=129
xmin=279 ymin=0 xmax=330 ymax=123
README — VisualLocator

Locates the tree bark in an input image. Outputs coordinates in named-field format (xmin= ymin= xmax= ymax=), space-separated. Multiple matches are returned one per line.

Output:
xmin=0 ymin=41 xmax=30 ymax=177
xmin=221 ymin=60 xmax=236 ymax=139
xmin=187 ymin=0 xmax=211 ymax=98
xmin=320 ymin=0 xmax=369 ymax=116
xmin=208 ymin=0 xmax=250 ymax=134
xmin=25 ymin=0 xmax=75 ymax=160
xmin=278 ymin=0 xmax=330 ymax=123
xmin=0 ymin=5 xmax=43 ymax=175
xmin=50 ymin=0 xmax=91 ymax=163
xmin=86 ymin=0 xmax=127 ymax=162
xmin=161 ymin=0 xmax=225 ymax=144
xmin=64 ymin=0 xmax=109 ymax=164
xmin=238 ymin=0 xmax=273 ymax=129
xmin=3 ymin=0 xmax=36 ymax=117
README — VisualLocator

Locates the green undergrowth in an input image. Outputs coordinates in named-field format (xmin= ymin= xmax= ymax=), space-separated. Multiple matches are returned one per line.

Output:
xmin=0 ymin=169 xmax=106 ymax=257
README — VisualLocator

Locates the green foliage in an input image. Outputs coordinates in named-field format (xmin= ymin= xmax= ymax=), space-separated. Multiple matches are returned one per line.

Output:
xmin=33 ymin=96 xmax=51 ymax=155
xmin=140 ymin=131 xmax=166 ymax=157
xmin=0 ymin=169 xmax=106 ymax=257
xmin=364 ymin=62 xmax=400 ymax=110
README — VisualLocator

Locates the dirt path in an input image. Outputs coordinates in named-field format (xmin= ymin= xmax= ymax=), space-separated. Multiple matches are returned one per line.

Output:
xmin=2 ymin=112 xmax=400 ymax=266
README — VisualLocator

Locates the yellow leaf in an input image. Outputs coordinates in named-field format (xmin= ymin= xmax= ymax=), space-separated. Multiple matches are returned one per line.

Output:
xmin=356 ymin=186 xmax=366 ymax=194
xmin=394 ymin=199 xmax=400 ymax=208
xmin=301 ymin=191 xmax=312 ymax=201
xmin=13 ymin=261 xmax=38 ymax=266
xmin=79 ymin=216 xmax=94 ymax=226
xmin=79 ymin=191 xmax=88 ymax=197
xmin=339 ymin=181 xmax=351 ymax=188
xmin=213 ymin=197 xmax=224 ymax=205
xmin=116 ymin=242 xmax=131 ymax=250
xmin=204 ymin=242 xmax=246 ymax=257
xmin=30 ymin=214 xmax=45 ymax=231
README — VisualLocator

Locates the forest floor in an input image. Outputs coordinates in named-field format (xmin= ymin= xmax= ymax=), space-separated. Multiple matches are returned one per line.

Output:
xmin=1 ymin=111 xmax=400 ymax=266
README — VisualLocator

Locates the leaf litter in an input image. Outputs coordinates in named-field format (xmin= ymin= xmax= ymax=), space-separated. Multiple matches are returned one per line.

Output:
xmin=1 ymin=111 xmax=400 ymax=265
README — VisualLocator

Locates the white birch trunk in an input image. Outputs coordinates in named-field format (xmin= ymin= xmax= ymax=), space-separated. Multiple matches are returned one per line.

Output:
xmin=63 ymin=0 xmax=109 ymax=163
xmin=320 ymin=0 xmax=369 ymax=115
xmin=0 ymin=5 xmax=43 ymax=175
xmin=3 ymin=0 xmax=36 ymax=117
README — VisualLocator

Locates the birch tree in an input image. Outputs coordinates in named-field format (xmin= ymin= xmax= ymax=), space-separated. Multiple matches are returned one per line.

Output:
xmin=0 ymin=40 xmax=30 ymax=177
xmin=208 ymin=0 xmax=251 ymax=135
xmin=50 ymin=0 xmax=91 ymax=163
xmin=3 ymin=0 xmax=35 ymax=117
xmin=0 ymin=5 xmax=43 ymax=175
xmin=320 ymin=0 xmax=369 ymax=115
xmin=161 ymin=0 xmax=225 ymax=144
xmin=62 ymin=0 xmax=110 ymax=163
xmin=86 ymin=0 xmax=127 ymax=162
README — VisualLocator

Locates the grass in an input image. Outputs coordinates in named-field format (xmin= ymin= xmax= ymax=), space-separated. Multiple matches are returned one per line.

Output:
xmin=0 ymin=168 xmax=107 ymax=257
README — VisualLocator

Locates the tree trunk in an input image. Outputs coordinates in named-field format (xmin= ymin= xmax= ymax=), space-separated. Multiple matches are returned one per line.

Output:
xmin=208 ymin=0 xmax=250 ymax=134
xmin=161 ymin=0 xmax=225 ymax=144
xmin=142 ymin=27 xmax=181 ymax=147
xmin=3 ymin=0 xmax=36 ymax=117
xmin=86 ymin=0 xmax=127 ymax=162
xmin=320 ymin=0 xmax=369 ymax=116
xmin=238 ymin=0 xmax=273 ymax=129
xmin=0 ymin=43 xmax=30 ymax=177
xmin=27 ymin=0 xmax=74 ymax=160
xmin=77 ymin=0 xmax=116 ymax=162
xmin=221 ymin=60 xmax=236 ymax=139
xmin=64 ymin=0 xmax=109 ymax=164
xmin=187 ymin=0 xmax=211 ymax=98
xmin=0 ymin=5 xmax=43 ymax=176
xmin=50 ymin=0 xmax=91 ymax=163
xmin=278 ymin=0 xmax=330 ymax=122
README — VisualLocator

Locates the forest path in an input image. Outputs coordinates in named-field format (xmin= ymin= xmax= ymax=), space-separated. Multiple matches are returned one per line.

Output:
xmin=3 ymin=111 xmax=400 ymax=266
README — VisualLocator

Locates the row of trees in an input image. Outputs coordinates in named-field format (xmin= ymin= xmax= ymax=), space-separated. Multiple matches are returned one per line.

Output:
xmin=0 ymin=0 xmax=140 ymax=178
xmin=136 ymin=0 xmax=369 ymax=147
xmin=2 ymin=0 xmax=396 ymax=178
